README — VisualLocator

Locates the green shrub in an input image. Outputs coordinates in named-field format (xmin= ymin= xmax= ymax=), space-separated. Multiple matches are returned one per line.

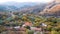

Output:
xmin=27 ymin=30 xmax=34 ymax=34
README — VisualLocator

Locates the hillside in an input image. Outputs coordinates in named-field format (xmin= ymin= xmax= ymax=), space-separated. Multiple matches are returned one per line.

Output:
xmin=39 ymin=0 xmax=60 ymax=16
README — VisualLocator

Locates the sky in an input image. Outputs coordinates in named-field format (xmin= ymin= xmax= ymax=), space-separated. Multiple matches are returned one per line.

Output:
xmin=0 ymin=0 xmax=53 ymax=3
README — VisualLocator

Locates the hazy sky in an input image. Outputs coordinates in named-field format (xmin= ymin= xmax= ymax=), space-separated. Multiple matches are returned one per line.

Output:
xmin=0 ymin=0 xmax=53 ymax=3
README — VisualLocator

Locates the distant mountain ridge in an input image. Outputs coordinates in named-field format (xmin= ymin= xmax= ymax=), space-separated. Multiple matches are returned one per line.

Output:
xmin=0 ymin=2 xmax=47 ymax=14
xmin=0 ymin=2 xmax=38 ymax=12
